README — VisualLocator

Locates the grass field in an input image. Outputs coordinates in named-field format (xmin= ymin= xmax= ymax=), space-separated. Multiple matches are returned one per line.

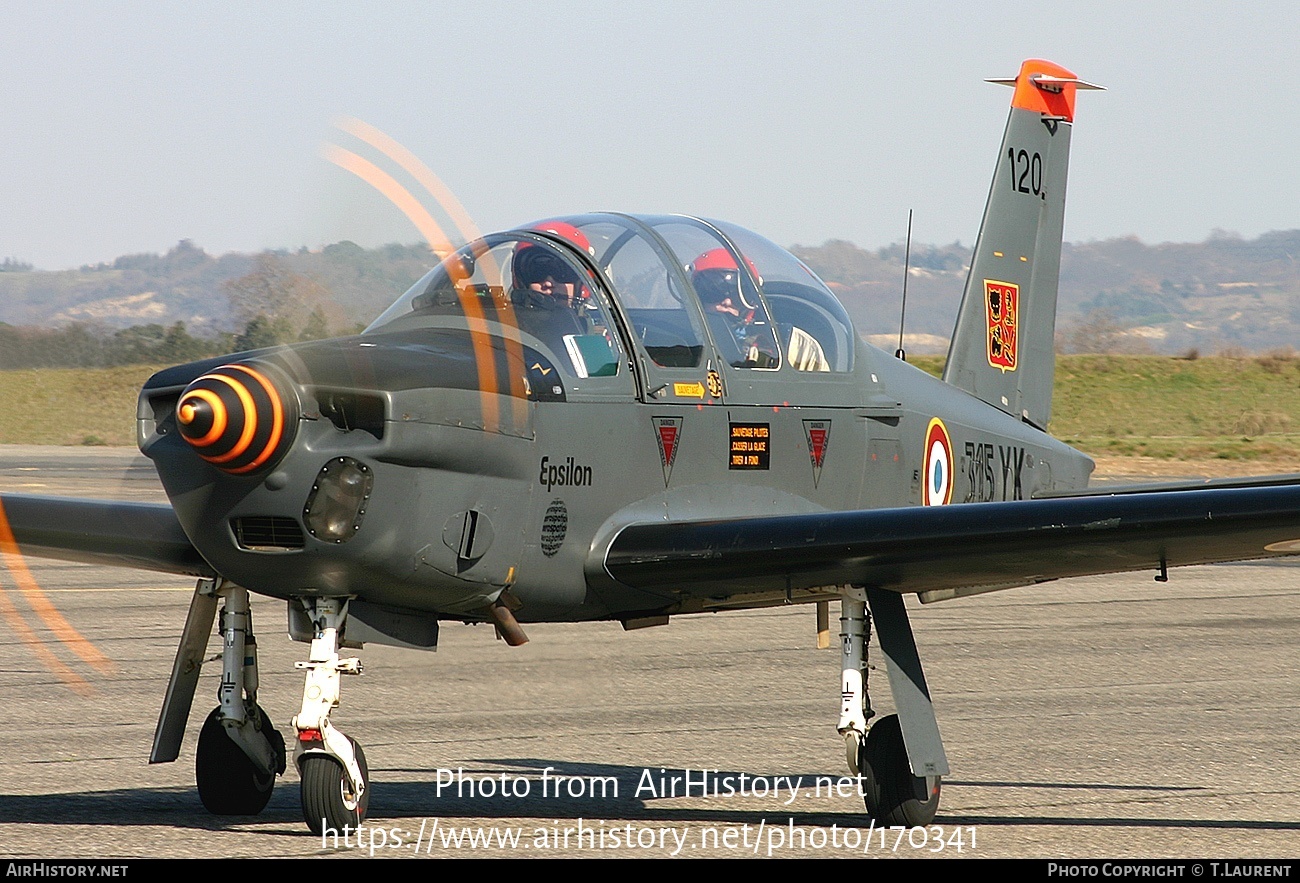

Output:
xmin=909 ymin=353 xmax=1299 ymax=470
xmin=0 ymin=365 xmax=159 ymax=446
xmin=3 ymin=356 xmax=1300 ymax=469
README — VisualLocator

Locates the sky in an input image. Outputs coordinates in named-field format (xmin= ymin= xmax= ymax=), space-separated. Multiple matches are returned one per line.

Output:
xmin=2 ymin=1 xmax=1298 ymax=270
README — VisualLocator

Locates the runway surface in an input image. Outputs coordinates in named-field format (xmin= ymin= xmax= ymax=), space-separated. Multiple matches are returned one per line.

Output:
xmin=1 ymin=446 xmax=1298 ymax=858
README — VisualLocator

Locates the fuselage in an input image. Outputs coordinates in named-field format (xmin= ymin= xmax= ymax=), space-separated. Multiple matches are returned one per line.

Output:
xmin=137 ymin=214 xmax=1093 ymax=630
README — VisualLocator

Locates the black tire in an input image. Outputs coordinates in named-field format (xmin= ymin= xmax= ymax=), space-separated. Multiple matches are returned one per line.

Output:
xmin=860 ymin=714 xmax=941 ymax=827
xmin=196 ymin=705 xmax=285 ymax=815
xmin=301 ymin=738 xmax=369 ymax=835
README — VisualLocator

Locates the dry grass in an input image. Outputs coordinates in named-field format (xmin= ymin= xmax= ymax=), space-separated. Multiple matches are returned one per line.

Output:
xmin=0 ymin=365 xmax=158 ymax=446
xmin=912 ymin=353 xmax=1300 ymax=468
xmin=5 ymin=356 xmax=1300 ymax=472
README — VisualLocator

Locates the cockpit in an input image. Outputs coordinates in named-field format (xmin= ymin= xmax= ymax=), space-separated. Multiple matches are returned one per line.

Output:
xmin=366 ymin=213 xmax=857 ymax=401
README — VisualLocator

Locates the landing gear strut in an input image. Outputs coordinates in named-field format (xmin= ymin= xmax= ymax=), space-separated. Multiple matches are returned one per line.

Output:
xmin=292 ymin=597 xmax=368 ymax=834
xmin=194 ymin=582 xmax=287 ymax=814
xmin=837 ymin=588 xmax=873 ymax=775
xmin=837 ymin=587 xmax=946 ymax=827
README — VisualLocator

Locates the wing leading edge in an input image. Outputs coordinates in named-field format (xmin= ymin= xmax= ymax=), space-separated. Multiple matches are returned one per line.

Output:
xmin=0 ymin=493 xmax=213 ymax=577
xmin=604 ymin=484 xmax=1300 ymax=605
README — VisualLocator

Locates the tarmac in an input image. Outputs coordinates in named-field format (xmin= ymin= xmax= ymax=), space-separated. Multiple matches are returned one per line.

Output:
xmin=0 ymin=446 xmax=1298 ymax=858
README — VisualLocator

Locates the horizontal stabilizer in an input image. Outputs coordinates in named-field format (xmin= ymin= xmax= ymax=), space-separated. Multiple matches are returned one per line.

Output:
xmin=987 ymin=74 xmax=1106 ymax=93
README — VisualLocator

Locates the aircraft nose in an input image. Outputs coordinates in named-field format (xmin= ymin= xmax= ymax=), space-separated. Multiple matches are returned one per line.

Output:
xmin=176 ymin=362 xmax=299 ymax=474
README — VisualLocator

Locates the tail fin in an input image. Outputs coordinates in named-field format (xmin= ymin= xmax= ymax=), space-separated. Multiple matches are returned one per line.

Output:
xmin=942 ymin=59 xmax=1102 ymax=429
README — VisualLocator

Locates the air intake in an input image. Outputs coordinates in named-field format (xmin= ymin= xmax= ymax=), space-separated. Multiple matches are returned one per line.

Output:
xmin=232 ymin=516 xmax=305 ymax=551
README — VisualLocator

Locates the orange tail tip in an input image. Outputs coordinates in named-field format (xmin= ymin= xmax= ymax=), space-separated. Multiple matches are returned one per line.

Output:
xmin=986 ymin=59 xmax=1105 ymax=123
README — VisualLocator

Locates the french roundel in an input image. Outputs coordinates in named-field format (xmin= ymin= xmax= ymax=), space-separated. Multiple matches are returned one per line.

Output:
xmin=922 ymin=418 xmax=953 ymax=507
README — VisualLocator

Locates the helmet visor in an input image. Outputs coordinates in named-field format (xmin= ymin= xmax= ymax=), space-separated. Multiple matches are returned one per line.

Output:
xmin=516 ymin=248 xmax=579 ymax=288
xmin=694 ymin=269 xmax=741 ymax=305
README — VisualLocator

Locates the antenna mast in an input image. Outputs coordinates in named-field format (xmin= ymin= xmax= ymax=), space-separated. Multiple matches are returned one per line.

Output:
xmin=895 ymin=209 xmax=913 ymax=361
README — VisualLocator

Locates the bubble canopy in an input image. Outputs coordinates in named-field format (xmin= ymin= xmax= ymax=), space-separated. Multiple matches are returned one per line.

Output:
xmin=367 ymin=214 xmax=855 ymax=375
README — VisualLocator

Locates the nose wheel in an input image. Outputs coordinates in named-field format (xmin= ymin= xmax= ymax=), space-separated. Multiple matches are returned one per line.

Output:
xmin=301 ymin=737 xmax=370 ymax=833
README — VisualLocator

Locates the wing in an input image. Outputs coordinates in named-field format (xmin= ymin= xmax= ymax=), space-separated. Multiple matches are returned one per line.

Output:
xmin=0 ymin=493 xmax=213 ymax=577
xmin=603 ymin=482 xmax=1300 ymax=605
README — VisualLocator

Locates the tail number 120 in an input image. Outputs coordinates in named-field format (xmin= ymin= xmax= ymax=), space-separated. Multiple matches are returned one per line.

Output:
xmin=1007 ymin=148 xmax=1044 ymax=199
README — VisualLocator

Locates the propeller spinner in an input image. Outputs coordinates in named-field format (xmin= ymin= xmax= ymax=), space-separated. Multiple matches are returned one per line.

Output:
xmin=176 ymin=362 xmax=298 ymax=475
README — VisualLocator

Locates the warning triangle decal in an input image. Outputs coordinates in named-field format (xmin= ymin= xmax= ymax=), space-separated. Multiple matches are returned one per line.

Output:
xmin=802 ymin=419 xmax=831 ymax=487
xmin=652 ymin=416 xmax=683 ymax=486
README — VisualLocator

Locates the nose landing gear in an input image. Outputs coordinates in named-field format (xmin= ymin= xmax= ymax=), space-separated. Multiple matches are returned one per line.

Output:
xmin=292 ymin=597 xmax=368 ymax=835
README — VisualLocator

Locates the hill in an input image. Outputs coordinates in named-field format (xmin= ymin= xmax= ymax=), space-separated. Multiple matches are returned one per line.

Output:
xmin=3 ymin=230 xmax=1300 ymax=354
xmin=796 ymin=230 xmax=1300 ymax=355
xmin=0 ymin=240 xmax=433 ymax=337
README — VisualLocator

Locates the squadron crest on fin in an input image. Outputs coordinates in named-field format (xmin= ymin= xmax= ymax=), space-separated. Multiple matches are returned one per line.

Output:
xmin=984 ymin=279 xmax=1019 ymax=372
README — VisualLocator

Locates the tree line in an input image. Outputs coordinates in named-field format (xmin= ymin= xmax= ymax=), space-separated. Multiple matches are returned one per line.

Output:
xmin=0 ymin=248 xmax=375 ymax=369
xmin=0 ymin=321 xmax=228 ymax=369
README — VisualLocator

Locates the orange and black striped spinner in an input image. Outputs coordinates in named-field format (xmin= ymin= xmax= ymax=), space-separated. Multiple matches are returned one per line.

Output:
xmin=175 ymin=363 xmax=298 ymax=475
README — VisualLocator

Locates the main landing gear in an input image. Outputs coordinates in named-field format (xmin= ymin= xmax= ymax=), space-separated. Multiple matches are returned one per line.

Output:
xmin=837 ymin=586 xmax=947 ymax=827
xmin=188 ymin=581 xmax=287 ymax=815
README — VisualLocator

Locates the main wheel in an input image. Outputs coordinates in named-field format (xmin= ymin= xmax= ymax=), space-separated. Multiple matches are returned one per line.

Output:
xmin=196 ymin=705 xmax=286 ymax=815
xmin=301 ymin=738 xmax=369 ymax=835
xmin=860 ymin=714 xmax=941 ymax=827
